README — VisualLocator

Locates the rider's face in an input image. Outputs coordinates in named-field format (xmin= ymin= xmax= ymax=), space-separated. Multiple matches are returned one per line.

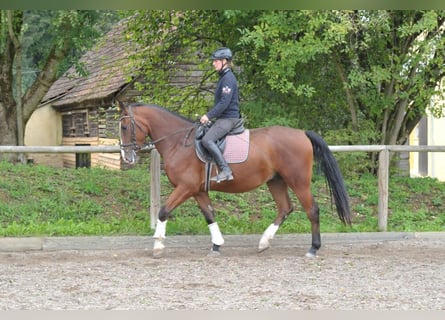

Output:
xmin=212 ymin=59 xmax=225 ymax=71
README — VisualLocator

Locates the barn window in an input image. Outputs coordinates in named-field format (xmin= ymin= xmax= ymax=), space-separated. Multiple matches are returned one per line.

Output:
xmin=62 ymin=110 xmax=92 ymax=137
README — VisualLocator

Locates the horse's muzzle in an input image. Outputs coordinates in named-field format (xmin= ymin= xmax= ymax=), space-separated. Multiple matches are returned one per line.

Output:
xmin=120 ymin=148 xmax=139 ymax=164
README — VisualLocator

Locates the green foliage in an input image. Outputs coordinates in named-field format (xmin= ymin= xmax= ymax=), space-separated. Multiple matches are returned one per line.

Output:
xmin=123 ymin=10 xmax=445 ymax=161
xmin=125 ymin=10 xmax=249 ymax=117
xmin=323 ymin=120 xmax=381 ymax=177
xmin=21 ymin=10 xmax=120 ymax=81
xmin=0 ymin=161 xmax=150 ymax=235
xmin=0 ymin=161 xmax=444 ymax=237
xmin=387 ymin=176 xmax=445 ymax=231
xmin=241 ymin=101 xmax=300 ymax=128
xmin=243 ymin=10 xmax=444 ymax=142
xmin=238 ymin=11 xmax=341 ymax=96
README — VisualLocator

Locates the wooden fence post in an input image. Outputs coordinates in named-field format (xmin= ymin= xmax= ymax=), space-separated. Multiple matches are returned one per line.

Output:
xmin=150 ymin=148 xmax=161 ymax=230
xmin=378 ymin=148 xmax=389 ymax=231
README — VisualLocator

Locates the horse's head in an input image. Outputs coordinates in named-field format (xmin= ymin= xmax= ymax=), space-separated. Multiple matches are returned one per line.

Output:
xmin=118 ymin=101 xmax=149 ymax=164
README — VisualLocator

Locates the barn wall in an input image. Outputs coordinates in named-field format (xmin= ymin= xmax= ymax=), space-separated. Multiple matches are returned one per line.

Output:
xmin=60 ymin=104 xmax=122 ymax=169
xmin=61 ymin=137 xmax=99 ymax=168
xmin=24 ymin=104 xmax=63 ymax=167
xmin=55 ymin=79 xmax=148 ymax=170
xmin=96 ymin=138 xmax=121 ymax=170
xmin=61 ymin=137 xmax=121 ymax=169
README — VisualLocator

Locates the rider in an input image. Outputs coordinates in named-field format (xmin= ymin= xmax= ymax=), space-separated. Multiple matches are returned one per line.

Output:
xmin=200 ymin=47 xmax=240 ymax=182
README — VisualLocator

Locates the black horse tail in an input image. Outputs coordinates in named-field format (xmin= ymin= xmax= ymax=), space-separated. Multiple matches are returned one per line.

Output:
xmin=305 ymin=130 xmax=351 ymax=225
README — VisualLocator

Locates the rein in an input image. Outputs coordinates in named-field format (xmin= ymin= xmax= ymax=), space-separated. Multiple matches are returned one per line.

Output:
xmin=149 ymin=125 xmax=196 ymax=148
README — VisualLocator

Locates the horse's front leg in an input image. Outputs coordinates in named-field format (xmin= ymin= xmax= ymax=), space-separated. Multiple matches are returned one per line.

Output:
xmin=152 ymin=186 xmax=193 ymax=258
xmin=152 ymin=206 xmax=168 ymax=258
xmin=194 ymin=192 xmax=224 ymax=255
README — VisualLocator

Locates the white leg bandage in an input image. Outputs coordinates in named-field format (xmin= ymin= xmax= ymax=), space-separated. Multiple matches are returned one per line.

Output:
xmin=153 ymin=219 xmax=167 ymax=239
xmin=264 ymin=223 xmax=279 ymax=239
xmin=259 ymin=223 xmax=279 ymax=250
xmin=208 ymin=222 xmax=224 ymax=246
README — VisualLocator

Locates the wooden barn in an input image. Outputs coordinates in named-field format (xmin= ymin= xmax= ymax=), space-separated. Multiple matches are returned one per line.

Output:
xmin=25 ymin=19 xmax=137 ymax=169
xmin=25 ymin=18 xmax=209 ymax=169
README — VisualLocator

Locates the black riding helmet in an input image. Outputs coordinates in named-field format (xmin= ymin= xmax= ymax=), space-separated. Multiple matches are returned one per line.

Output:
xmin=211 ymin=47 xmax=233 ymax=61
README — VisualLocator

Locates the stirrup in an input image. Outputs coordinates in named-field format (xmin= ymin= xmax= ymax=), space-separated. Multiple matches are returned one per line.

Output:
xmin=211 ymin=170 xmax=234 ymax=183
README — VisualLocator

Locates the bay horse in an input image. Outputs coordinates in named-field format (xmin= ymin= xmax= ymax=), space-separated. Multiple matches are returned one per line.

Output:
xmin=118 ymin=101 xmax=351 ymax=258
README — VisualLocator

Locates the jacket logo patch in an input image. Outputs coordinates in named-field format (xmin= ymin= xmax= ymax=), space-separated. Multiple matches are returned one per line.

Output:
xmin=222 ymin=86 xmax=232 ymax=94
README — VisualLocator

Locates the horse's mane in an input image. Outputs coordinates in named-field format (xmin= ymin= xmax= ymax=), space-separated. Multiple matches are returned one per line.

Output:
xmin=130 ymin=103 xmax=194 ymax=124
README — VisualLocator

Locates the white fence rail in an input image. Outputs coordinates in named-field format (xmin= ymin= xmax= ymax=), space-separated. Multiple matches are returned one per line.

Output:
xmin=1 ymin=145 xmax=445 ymax=231
xmin=0 ymin=146 xmax=121 ymax=153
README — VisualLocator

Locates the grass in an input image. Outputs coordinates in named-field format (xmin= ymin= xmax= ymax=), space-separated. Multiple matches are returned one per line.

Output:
xmin=0 ymin=160 xmax=444 ymax=237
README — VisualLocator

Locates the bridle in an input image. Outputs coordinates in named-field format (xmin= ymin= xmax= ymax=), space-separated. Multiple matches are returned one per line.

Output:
xmin=119 ymin=106 xmax=152 ymax=152
xmin=119 ymin=106 xmax=197 ymax=154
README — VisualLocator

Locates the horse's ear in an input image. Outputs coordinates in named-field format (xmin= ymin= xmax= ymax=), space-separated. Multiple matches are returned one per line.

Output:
xmin=116 ymin=100 xmax=127 ymax=113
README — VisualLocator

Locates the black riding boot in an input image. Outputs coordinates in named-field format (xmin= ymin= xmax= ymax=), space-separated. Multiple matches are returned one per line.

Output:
xmin=205 ymin=142 xmax=233 ymax=182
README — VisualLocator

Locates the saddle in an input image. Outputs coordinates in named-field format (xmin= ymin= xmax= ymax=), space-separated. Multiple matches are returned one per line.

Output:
xmin=195 ymin=119 xmax=250 ymax=190
xmin=195 ymin=118 xmax=249 ymax=163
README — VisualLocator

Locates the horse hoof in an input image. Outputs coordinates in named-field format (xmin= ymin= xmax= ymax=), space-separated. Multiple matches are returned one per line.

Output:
xmin=207 ymin=249 xmax=221 ymax=257
xmin=153 ymin=238 xmax=165 ymax=258
xmin=306 ymin=248 xmax=317 ymax=258
xmin=305 ymin=246 xmax=318 ymax=258
xmin=258 ymin=239 xmax=271 ymax=252
xmin=153 ymin=249 xmax=165 ymax=259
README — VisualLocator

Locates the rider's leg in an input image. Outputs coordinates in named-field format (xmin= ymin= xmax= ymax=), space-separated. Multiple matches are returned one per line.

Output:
xmin=201 ymin=118 xmax=238 ymax=182
xmin=204 ymin=141 xmax=233 ymax=182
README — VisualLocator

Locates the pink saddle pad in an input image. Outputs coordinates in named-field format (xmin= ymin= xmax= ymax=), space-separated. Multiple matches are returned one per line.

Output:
xmin=223 ymin=129 xmax=250 ymax=163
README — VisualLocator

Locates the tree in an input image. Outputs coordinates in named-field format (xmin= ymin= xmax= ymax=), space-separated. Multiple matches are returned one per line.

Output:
xmin=238 ymin=10 xmax=445 ymax=144
xmin=234 ymin=10 xmax=445 ymax=173
xmin=126 ymin=10 xmax=445 ymax=173
xmin=128 ymin=11 xmax=355 ymax=130
xmin=0 ymin=10 xmax=118 ymax=162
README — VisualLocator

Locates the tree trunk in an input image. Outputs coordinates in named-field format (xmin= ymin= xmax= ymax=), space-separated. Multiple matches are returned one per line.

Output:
xmin=7 ymin=10 xmax=25 ymax=163
xmin=22 ymin=43 xmax=70 ymax=123
xmin=1 ymin=10 xmax=72 ymax=163
xmin=0 ymin=10 xmax=21 ymax=161
xmin=0 ymin=102 xmax=18 ymax=162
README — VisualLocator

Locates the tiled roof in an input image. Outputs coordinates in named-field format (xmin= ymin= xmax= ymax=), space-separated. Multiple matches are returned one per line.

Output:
xmin=40 ymin=18 xmax=135 ymax=108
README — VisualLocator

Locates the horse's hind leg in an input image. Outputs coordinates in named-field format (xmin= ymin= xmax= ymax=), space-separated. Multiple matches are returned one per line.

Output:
xmin=291 ymin=184 xmax=320 ymax=258
xmin=259 ymin=176 xmax=294 ymax=252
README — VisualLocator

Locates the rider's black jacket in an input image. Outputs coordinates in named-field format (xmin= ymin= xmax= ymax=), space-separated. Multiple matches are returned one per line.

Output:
xmin=206 ymin=68 xmax=240 ymax=120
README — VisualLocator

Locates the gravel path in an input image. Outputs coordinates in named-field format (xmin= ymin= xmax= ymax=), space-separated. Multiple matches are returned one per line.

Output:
xmin=0 ymin=237 xmax=444 ymax=310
